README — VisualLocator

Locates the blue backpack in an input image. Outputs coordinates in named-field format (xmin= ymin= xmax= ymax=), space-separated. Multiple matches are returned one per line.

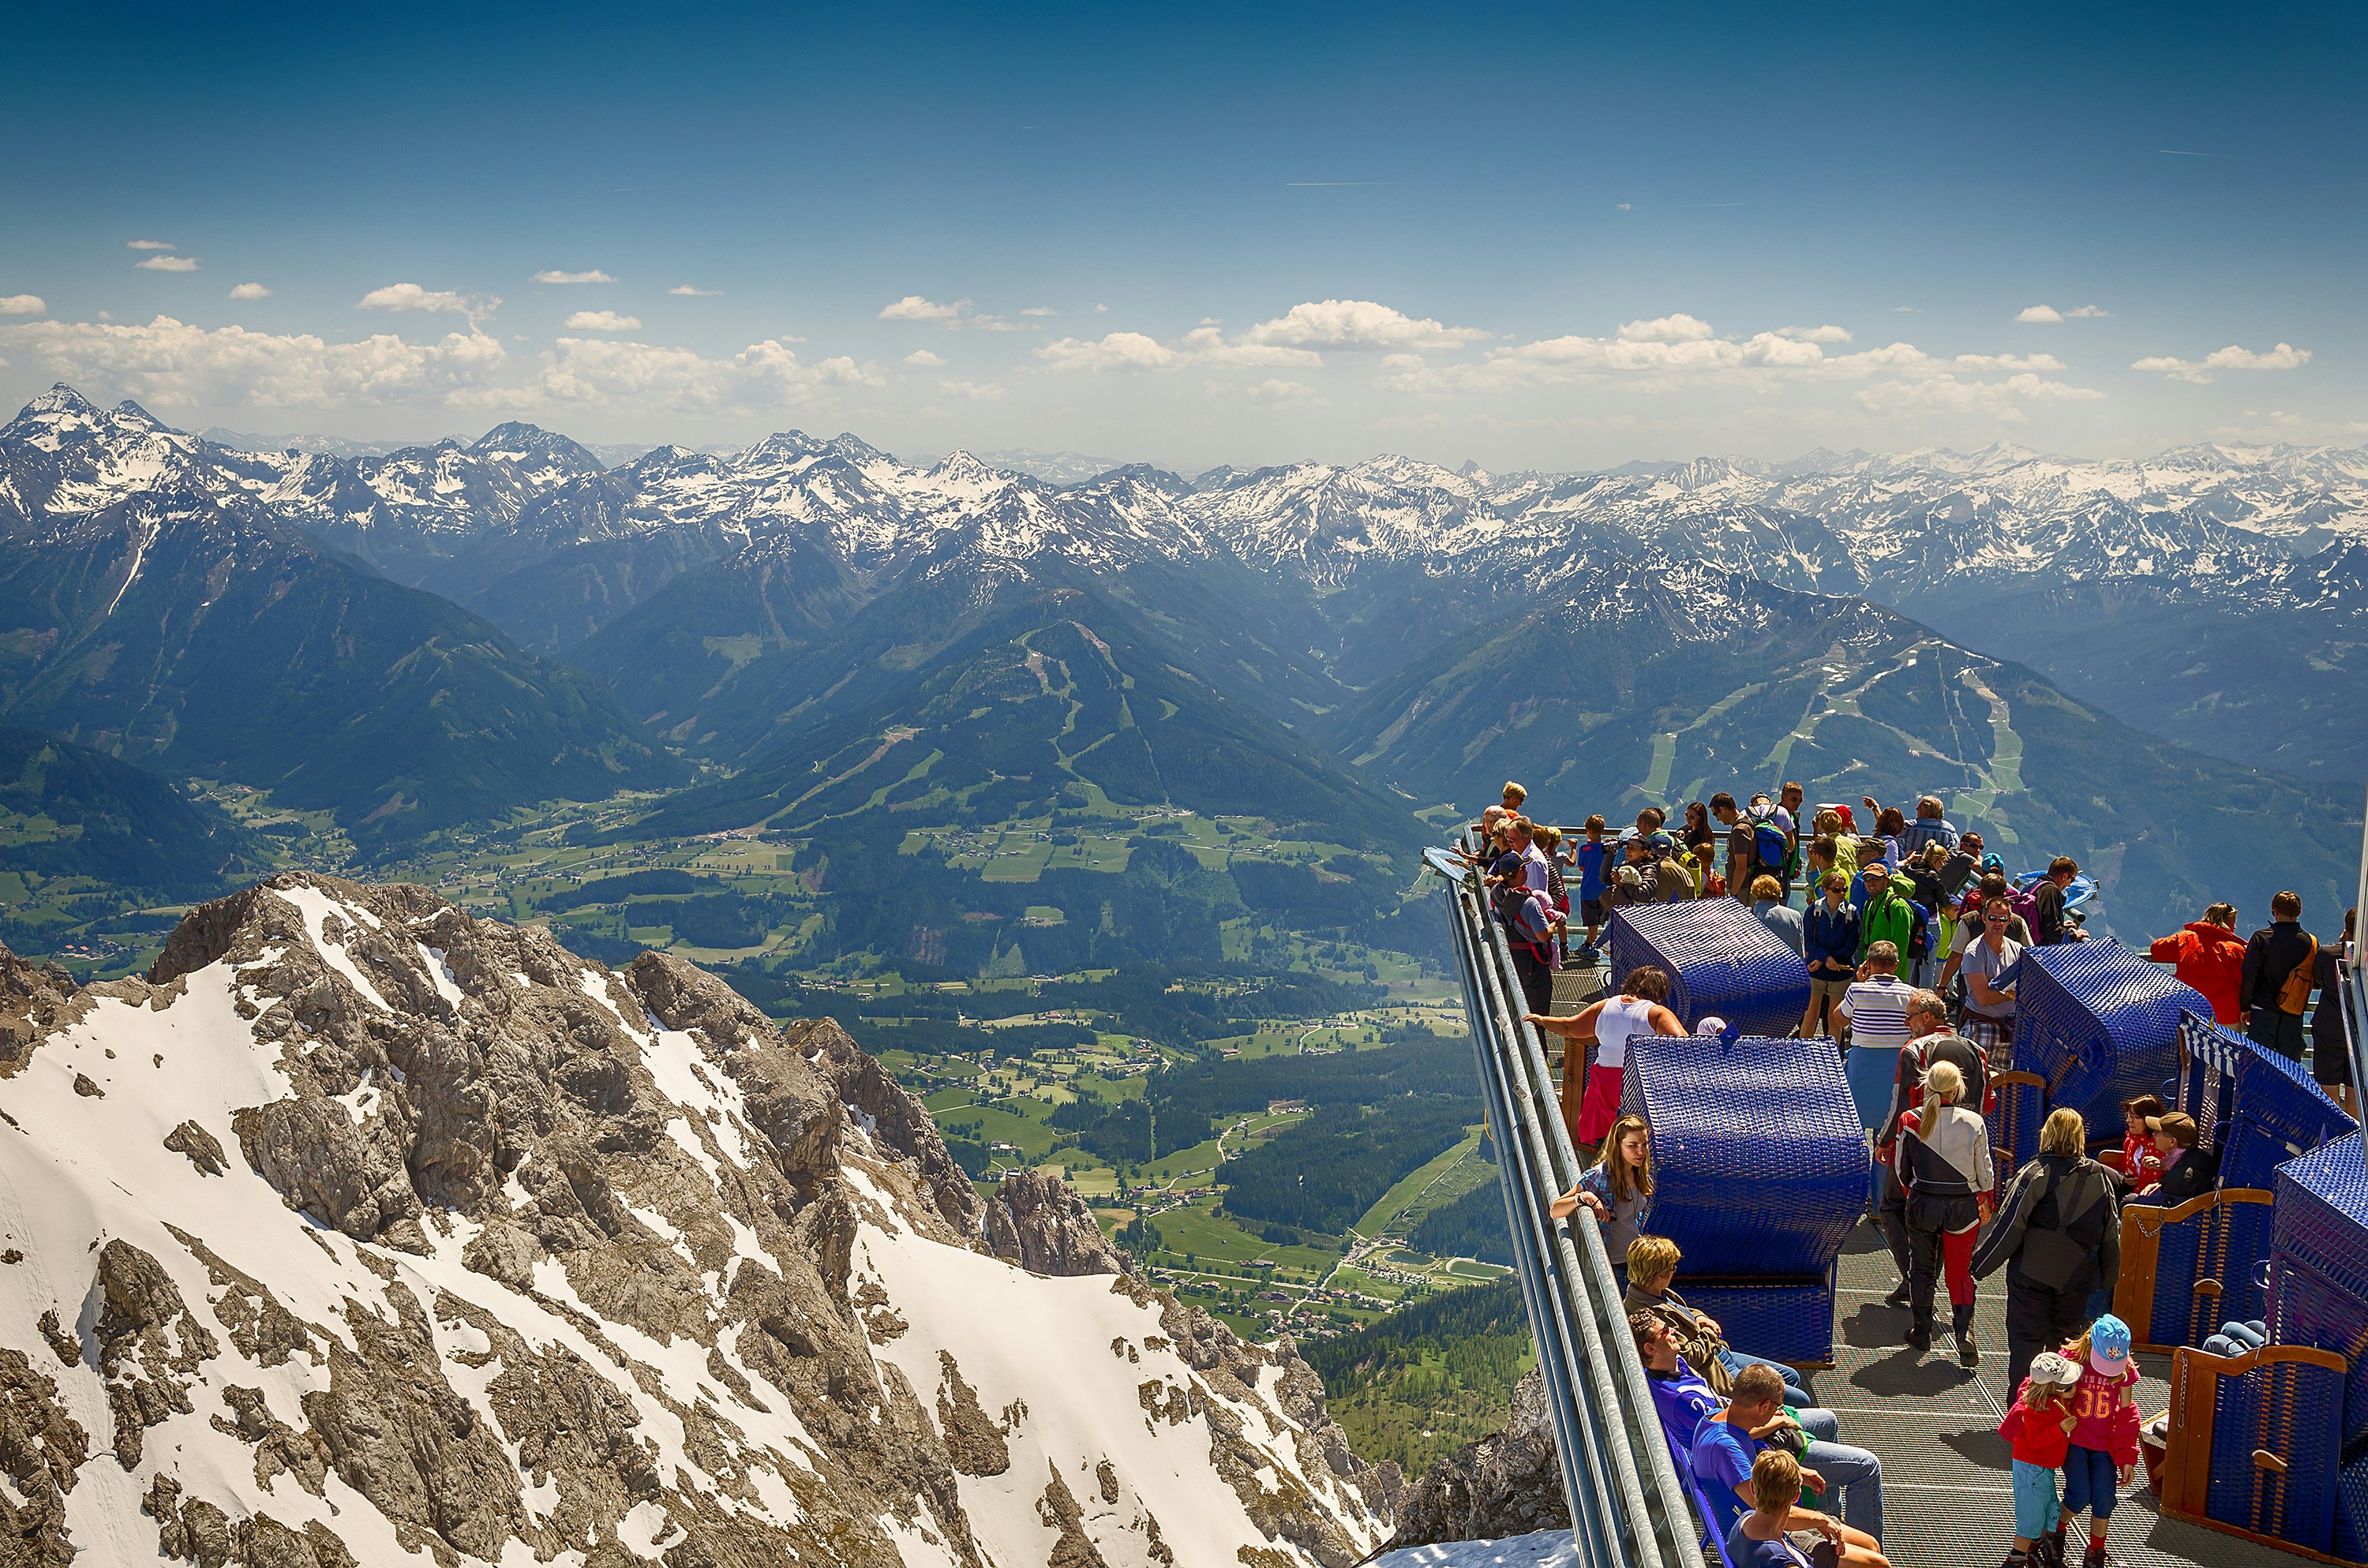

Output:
xmin=1748 ymin=810 xmax=1788 ymax=875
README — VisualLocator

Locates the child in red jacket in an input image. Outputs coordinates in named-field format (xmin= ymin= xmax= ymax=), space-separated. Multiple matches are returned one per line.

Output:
xmin=2058 ymin=1316 xmax=2141 ymax=1568
xmin=1999 ymin=1352 xmax=2083 ymax=1567
xmin=2118 ymin=1096 xmax=2167 ymax=1194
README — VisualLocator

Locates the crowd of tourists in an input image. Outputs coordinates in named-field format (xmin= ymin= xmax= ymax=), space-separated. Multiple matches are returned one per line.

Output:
xmin=1465 ymin=777 xmax=2359 ymax=1568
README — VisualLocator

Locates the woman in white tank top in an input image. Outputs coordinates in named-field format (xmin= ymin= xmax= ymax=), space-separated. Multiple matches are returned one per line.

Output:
xmin=1526 ymin=966 xmax=1687 ymax=1158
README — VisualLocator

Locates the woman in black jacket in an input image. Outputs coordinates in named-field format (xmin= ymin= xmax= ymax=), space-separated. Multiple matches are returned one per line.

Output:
xmin=1971 ymin=1108 xmax=2123 ymax=1398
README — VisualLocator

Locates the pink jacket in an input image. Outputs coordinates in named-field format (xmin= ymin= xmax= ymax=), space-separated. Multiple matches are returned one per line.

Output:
xmin=2065 ymin=1362 xmax=2141 ymax=1465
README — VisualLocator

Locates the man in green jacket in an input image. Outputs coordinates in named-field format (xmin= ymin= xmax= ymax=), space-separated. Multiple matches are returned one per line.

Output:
xmin=1859 ymin=866 xmax=1924 ymax=983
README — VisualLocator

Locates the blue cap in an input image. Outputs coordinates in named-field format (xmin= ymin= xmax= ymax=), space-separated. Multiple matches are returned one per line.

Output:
xmin=1981 ymin=852 xmax=2004 ymax=872
xmin=1647 ymin=831 xmax=1675 ymax=851
xmin=2089 ymin=1315 xmax=2131 ymax=1374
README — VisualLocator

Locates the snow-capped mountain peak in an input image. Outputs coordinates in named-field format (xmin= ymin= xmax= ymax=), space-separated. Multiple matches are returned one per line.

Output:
xmin=0 ymin=873 xmax=1395 ymax=1567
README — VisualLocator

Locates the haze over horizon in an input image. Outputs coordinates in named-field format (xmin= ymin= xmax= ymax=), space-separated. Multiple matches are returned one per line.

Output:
xmin=3 ymin=2 xmax=2361 ymax=471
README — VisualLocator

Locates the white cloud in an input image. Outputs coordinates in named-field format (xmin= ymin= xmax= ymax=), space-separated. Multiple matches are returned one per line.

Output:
xmin=1856 ymin=371 xmax=2105 ymax=420
xmin=1381 ymin=353 xmax=1426 ymax=369
xmin=0 ymin=295 xmax=44 ymax=316
xmin=1382 ymin=314 xmax=2106 ymax=421
xmin=877 ymin=294 xmax=1019 ymax=331
xmin=1616 ymin=202 xmax=1633 ymax=211
xmin=2018 ymin=303 xmax=2110 ymax=324
xmin=1616 ymin=313 xmax=1717 ymax=342
xmin=227 ymin=283 xmax=272 ymax=301
xmin=1243 ymin=379 xmax=1321 ymax=403
xmin=1953 ymin=352 xmax=2065 ymax=372
xmin=669 ymin=284 xmax=721 ymax=297
xmin=563 ymin=309 xmax=642 ymax=331
xmin=136 ymin=254 xmax=200 ymax=272
xmin=880 ymin=294 xmax=968 ymax=322
xmin=1036 ymin=324 xmax=1322 ymax=373
xmin=356 ymin=283 xmax=498 ymax=322
xmin=2131 ymin=342 xmax=2311 ymax=384
xmin=939 ymin=380 xmax=1006 ymax=400
xmin=535 ymin=335 xmax=880 ymax=410
xmin=1175 ymin=326 xmax=1322 ymax=366
xmin=1 ymin=314 xmax=505 ymax=407
xmin=533 ymin=268 xmax=615 ymax=285
xmin=903 ymin=349 xmax=947 ymax=367
xmin=1021 ymin=305 xmax=1056 ymax=316
xmin=1092 ymin=303 xmax=1109 ymax=313
xmin=1242 ymin=298 xmax=1488 ymax=350
xmin=1036 ymin=331 xmax=1179 ymax=372
xmin=126 ymin=240 xmax=175 ymax=251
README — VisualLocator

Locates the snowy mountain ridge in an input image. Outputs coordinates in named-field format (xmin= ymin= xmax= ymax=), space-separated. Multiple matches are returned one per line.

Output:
xmin=13 ymin=384 xmax=2366 ymax=618
xmin=0 ymin=871 xmax=1392 ymax=1567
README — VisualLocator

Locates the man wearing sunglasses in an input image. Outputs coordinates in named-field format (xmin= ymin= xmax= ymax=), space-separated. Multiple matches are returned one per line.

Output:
xmin=1960 ymin=895 xmax=2024 ymax=1072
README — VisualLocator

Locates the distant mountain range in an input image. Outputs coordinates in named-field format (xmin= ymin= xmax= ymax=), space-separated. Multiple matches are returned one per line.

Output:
xmin=4 ymin=384 xmax=2359 ymax=938
xmin=0 ymin=389 xmax=684 ymax=846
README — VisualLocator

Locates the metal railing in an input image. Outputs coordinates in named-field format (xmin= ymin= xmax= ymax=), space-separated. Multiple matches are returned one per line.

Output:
xmin=2347 ymin=780 xmax=2368 ymax=1101
xmin=1426 ymin=846 xmax=1704 ymax=1568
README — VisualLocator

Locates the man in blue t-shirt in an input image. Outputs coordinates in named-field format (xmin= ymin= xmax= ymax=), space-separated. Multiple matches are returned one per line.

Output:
xmin=1690 ymin=1365 xmax=1884 ymax=1544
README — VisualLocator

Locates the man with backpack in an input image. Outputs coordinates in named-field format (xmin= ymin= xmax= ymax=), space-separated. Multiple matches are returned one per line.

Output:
xmin=1858 ymin=866 xmax=1932 ymax=987
xmin=2032 ymin=857 xmax=2080 ymax=946
xmin=1775 ymin=782 xmax=1806 ymax=901
xmin=1710 ymin=793 xmax=1759 ymax=901
xmin=1494 ymin=875 xmax=1564 ymax=1016
xmin=2240 ymin=889 xmax=2318 ymax=1057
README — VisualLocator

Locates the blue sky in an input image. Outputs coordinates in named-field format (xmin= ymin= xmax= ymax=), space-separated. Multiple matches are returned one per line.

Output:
xmin=2 ymin=2 xmax=2359 ymax=469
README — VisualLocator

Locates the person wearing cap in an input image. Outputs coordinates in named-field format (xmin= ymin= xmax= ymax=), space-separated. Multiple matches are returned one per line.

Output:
xmin=2123 ymin=1110 xmax=2217 ymax=1208
xmin=1650 ymin=831 xmax=1695 ymax=903
xmin=2058 ymin=1315 xmax=2141 ymax=1568
xmin=1997 ymin=1351 xmax=2084 ymax=1568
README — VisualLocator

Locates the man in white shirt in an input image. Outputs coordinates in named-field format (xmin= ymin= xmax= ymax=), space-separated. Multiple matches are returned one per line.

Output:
xmin=1838 ymin=941 xmax=1917 ymax=1137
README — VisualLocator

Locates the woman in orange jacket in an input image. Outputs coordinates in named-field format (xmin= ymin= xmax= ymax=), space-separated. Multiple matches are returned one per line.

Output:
xmin=2146 ymin=902 xmax=2246 ymax=1025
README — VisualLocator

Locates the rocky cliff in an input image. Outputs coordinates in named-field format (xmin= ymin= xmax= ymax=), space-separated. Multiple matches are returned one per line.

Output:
xmin=1380 ymin=1369 xmax=1566 ymax=1551
xmin=0 ymin=872 xmax=1393 ymax=1566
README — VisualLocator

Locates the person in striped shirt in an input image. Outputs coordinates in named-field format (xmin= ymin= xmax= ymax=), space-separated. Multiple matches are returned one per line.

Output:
xmin=1838 ymin=943 xmax=1916 ymax=1137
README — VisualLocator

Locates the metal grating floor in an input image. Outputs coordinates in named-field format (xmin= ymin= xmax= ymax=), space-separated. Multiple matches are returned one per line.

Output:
xmin=1812 ymin=1222 xmax=2304 ymax=1568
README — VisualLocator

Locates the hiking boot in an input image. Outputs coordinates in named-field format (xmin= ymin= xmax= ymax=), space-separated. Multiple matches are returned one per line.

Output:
xmin=1904 ymin=1322 xmax=1931 ymax=1353
xmin=2081 ymin=1542 xmax=2105 ymax=1568
xmin=1999 ymin=1554 xmax=2027 ymax=1568
xmin=2037 ymin=1530 xmax=2067 ymax=1568
xmin=1883 ymin=1282 xmax=1912 ymax=1308
xmin=1953 ymin=1301 xmax=1980 ymax=1368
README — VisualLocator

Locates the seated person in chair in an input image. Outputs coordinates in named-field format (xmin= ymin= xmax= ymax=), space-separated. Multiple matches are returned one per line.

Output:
xmin=1625 ymin=1236 xmax=1816 ymax=1409
xmin=2123 ymin=1112 xmax=2217 ymax=1207
xmin=1691 ymin=1364 xmax=1886 ymax=1549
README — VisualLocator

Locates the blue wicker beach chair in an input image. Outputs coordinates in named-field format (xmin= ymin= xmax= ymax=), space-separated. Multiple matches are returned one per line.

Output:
xmin=2269 ymin=1134 xmax=2368 ymax=1458
xmin=1622 ymin=1031 xmax=1867 ymax=1366
xmin=2213 ymin=1015 xmax=2359 ymax=1194
xmin=2176 ymin=1009 xmax=2245 ymax=1151
xmin=1607 ymin=902 xmax=1810 ymax=1039
xmin=2164 ymin=1342 xmax=2349 ymax=1559
xmin=2117 ymin=1188 xmax=2276 ymax=1353
xmin=2012 ymin=941 xmax=2206 ymax=1135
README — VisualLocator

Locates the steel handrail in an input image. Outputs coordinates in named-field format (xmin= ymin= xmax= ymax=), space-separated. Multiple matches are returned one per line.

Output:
xmin=1427 ymin=845 xmax=1704 ymax=1568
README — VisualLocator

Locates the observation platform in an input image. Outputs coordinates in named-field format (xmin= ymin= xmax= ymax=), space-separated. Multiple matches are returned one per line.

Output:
xmin=1423 ymin=836 xmax=2368 ymax=1568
